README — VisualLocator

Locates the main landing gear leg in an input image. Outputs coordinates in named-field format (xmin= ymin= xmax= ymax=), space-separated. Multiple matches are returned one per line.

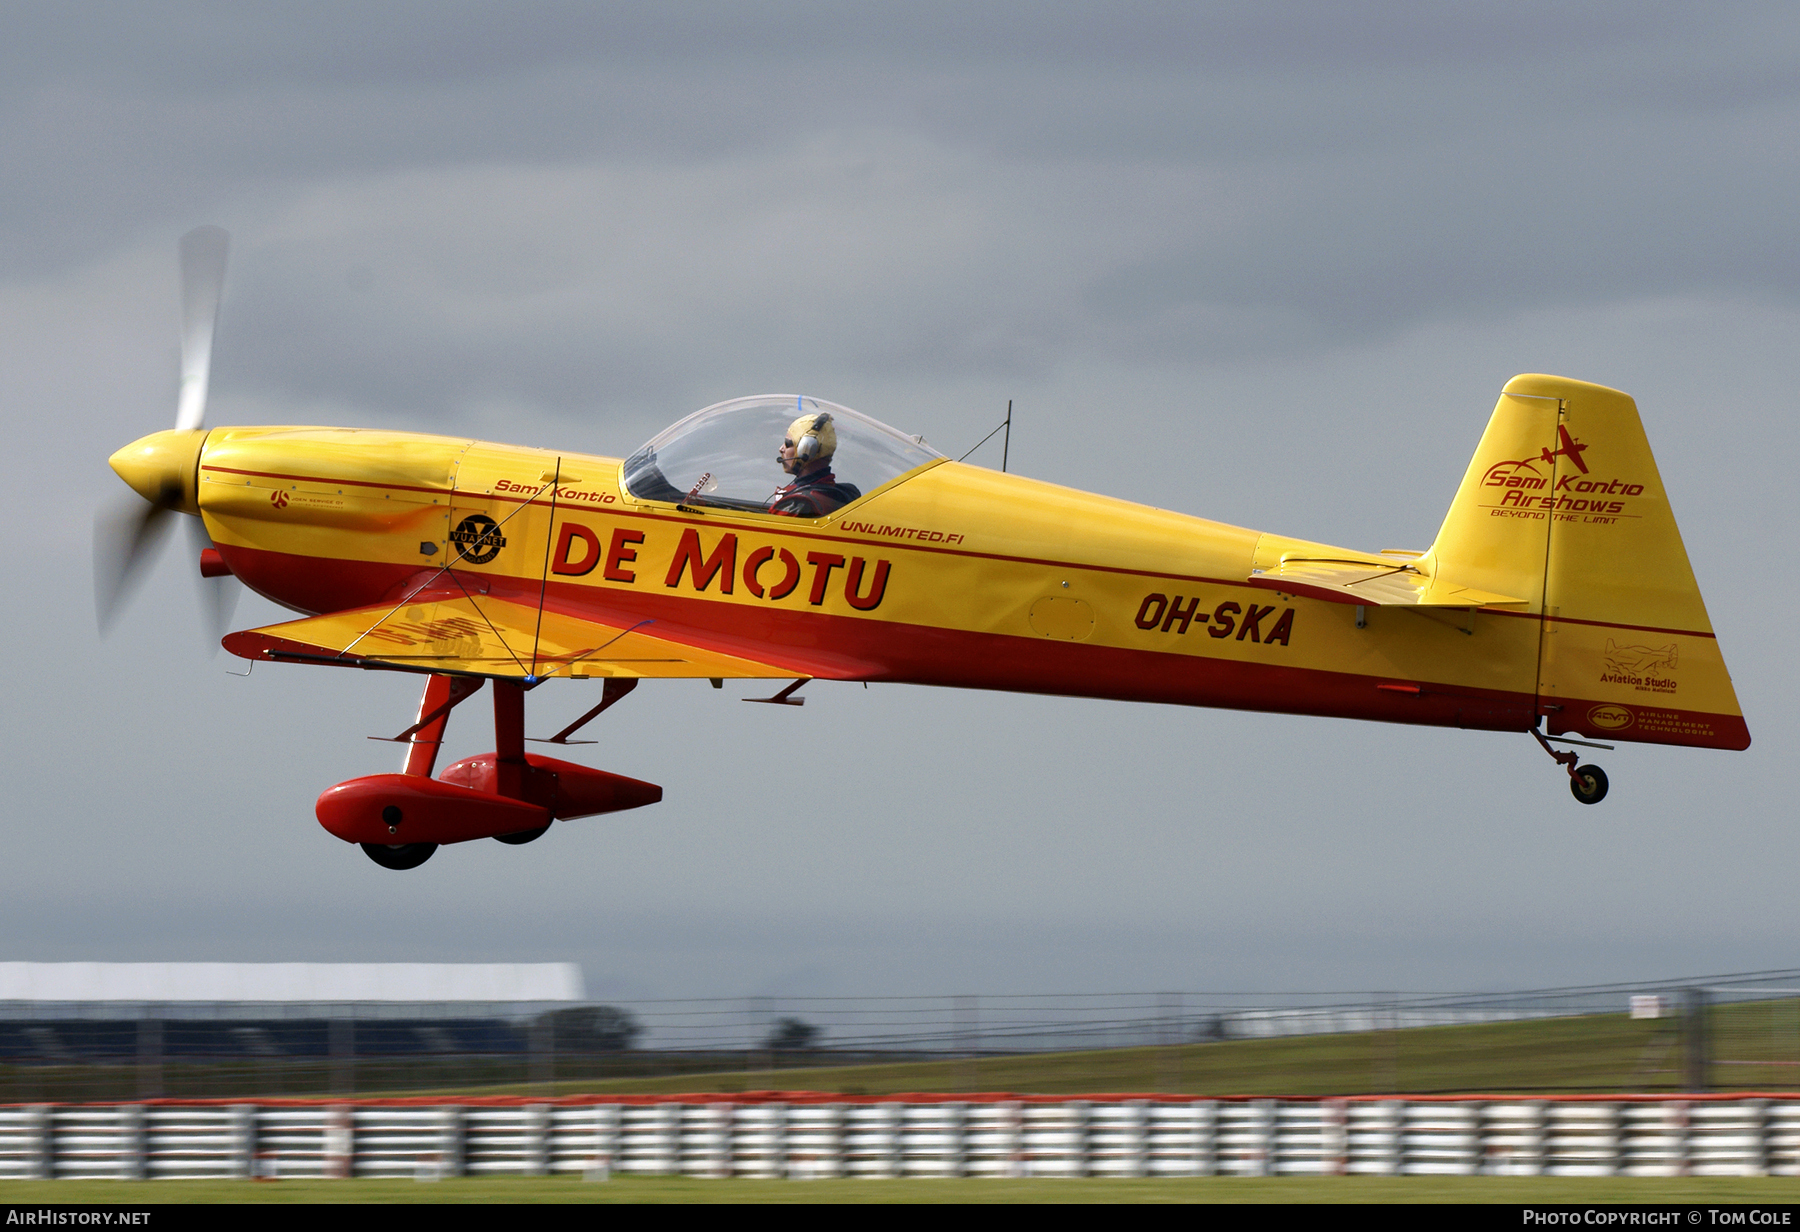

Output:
xmin=1532 ymin=727 xmax=1609 ymax=805
xmin=490 ymin=678 xmax=550 ymax=846
xmin=358 ymin=673 xmax=484 ymax=870
xmin=497 ymin=678 xmax=643 ymax=845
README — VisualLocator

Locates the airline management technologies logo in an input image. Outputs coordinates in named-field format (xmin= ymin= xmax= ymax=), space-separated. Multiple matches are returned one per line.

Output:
xmin=1587 ymin=704 xmax=1635 ymax=731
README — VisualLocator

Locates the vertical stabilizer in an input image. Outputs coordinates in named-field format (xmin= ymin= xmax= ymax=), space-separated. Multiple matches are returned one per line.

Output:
xmin=1422 ymin=375 xmax=1747 ymax=750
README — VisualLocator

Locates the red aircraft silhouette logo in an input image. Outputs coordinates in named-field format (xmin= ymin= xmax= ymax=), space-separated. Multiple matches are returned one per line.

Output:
xmin=1541 ymin=424 xmax=1590 ymax=474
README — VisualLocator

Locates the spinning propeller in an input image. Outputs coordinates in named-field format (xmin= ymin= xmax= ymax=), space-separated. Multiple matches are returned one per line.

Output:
xmin=94 ymin=225 xmax=241 ymax=640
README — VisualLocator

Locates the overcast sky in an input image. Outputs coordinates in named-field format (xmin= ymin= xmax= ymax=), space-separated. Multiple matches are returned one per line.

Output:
xmin=4 ymin=3 xmax=1797 ymax=1004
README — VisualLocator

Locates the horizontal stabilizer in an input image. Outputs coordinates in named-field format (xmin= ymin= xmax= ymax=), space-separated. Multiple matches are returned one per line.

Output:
xmin=1247 ymin=558 xmax=1527 ymax=609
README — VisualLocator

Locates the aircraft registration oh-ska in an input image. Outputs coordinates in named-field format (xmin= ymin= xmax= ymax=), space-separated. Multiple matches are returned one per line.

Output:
xmin=100 ymin=230 xmax=1749 ymax=870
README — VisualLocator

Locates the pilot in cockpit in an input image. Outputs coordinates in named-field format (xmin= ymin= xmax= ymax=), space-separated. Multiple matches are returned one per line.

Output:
xmin=769 ymin=412 xmax=861 ymax=516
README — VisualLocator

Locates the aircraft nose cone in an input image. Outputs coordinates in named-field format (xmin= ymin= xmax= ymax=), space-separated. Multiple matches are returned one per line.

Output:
xmin=109 ymin=429 xmax=205 ymax=513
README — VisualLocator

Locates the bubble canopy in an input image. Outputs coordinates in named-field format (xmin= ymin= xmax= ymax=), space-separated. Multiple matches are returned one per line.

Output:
xmin=620 ymin=395 xmax=944 ymax=515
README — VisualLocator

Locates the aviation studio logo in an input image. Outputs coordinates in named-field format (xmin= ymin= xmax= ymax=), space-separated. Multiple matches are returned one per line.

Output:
xmin=449 ymin=514 xmax=507 ymax=564
xmin=1600 ymin=638 xmax=1678 ymax=695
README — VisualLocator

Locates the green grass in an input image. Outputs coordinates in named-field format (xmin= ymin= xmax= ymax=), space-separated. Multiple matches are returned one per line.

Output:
xmin=2 ymin=1175 xmax=1800 ymax=1203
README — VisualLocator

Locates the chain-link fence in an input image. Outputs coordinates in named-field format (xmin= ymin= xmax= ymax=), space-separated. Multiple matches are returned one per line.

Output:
xmin=4 ymin=968 xmax=1800 ymax=1100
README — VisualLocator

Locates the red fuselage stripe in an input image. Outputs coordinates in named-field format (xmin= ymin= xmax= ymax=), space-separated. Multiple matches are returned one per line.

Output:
xmin=220 ymin=543 xmax=1749 ymax=749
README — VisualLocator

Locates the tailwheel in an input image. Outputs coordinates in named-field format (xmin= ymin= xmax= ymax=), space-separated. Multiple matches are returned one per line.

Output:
xmin=493 ymin=825 xmax=550 ymax=846
xmin=1569 ymin=764 xmax=1609 ymax=805
xmin=361 ymin=842 xmax=438 ymax=870
xmin=1532 ymin=728 xmax=1614 ymax=805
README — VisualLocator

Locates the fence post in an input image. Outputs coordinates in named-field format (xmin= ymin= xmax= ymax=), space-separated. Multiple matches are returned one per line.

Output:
xmin=945 ymin=1101 xmax=967 ymax=1178
xmin=117 ymin=1102 xmax=145 ymax=1181
xmin=879 ymin=1101 xmax=903 ymax=1178
xmin=1122 ymin=1099 xmax=1148 ymax=1178
xmin=1748 ymin=1099 xmax=1769 ymax=1177
xmin=691 ymin=1102 xmax=724 ymax=1178
xmin=1376 ymin=1099 xmax=1404 ymax=1176
xmin=524 ymin=1103 xmax=550 ymax=1176
xmin=228 ymin=1104 xmax=257 ymax=1178
xmin=1323 ymin=1097 xmax=1348 ymax=1175
xmin=768 ymin=1101 xmax=790 ymax=1179
xmin=439 ymin=1105 xmax=465 ymax=1178
xmin=135 ymin=1018 xmax=162 ymax=1101
xmin=1194 ymin=1099 xmax=1216 ymax=1177
xmin=323 ymin=1105 xmax=352 ymax=1178
xmin=328 ymin=1016 xmax=355 ymax=1096
xmin=955 ymin=997 xmax=979 ymax=1094
xmin=24 ymin=1105 xmax=50 ymax=1180
xmin=1668 ymin=1099 xmax=1691 ymax=1177
xmin=1684 ymin=987 xmax=1710 ymax=1093
xmin=587 ymin=1103 xmax=619 ymax=1179
xmin=1252 ymin=1099 xmax=1276 ymax=1177
xmin=1599 ymin=1101 xmax=1621 ymax=1177
xmin=1523 ymin=1100 xmax=1548 ymax=1177
xmin=529 ymin=1016 xmax=554 ymax=1094
xmin=999 ymin=1100 xmax=1022 ymax=1178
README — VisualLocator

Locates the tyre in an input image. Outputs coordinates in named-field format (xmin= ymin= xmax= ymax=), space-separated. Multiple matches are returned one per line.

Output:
xmin=360 ymin=842 xmax=438 ymax=869
xmin=1570 ymin=764 xmax=1609 ymax=805
xmin=494 ymin=825 xmax=551 ymax=846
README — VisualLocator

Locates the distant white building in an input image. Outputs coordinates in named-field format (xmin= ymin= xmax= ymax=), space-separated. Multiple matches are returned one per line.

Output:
xmin=0 ymin=963 xmax=584 ymax=1019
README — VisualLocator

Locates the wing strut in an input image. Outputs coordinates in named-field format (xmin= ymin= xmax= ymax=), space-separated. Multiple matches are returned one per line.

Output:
xmin=529 ymin=456 xmax=562 ymax=678
xmin=371 ymin=673 xmax=486 ymax=778
xmin=531 ymin=678 xmax=639 ymax=745
xmin=744 ymin=679 xmax=808 ymax=706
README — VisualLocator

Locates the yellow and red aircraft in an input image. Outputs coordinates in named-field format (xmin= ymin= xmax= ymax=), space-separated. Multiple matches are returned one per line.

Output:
xmin=100 ymin=229 xmax=1750 ymax=869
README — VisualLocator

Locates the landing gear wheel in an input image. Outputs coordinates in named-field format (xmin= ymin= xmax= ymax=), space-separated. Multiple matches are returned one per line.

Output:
xmin=494 ymin=825 xmax=550 ymax=846
xmin=360 ymin=842 xmax=438 ymax=869
xmin=1570 ymin=765 xmax=1609 ymax=805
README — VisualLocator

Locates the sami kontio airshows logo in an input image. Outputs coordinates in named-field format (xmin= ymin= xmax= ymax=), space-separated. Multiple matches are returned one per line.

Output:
xmin=449 ymin=514 xmax=507 ymax=564
xmin=1480 ymin=425 xmax=1648 ymax=518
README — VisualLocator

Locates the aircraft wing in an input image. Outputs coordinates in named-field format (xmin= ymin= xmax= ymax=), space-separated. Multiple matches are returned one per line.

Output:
xmin=1247 ymin=559 xmax=1528 ymax=608
xmin=222 ymin=592 xmax=807 ymax=681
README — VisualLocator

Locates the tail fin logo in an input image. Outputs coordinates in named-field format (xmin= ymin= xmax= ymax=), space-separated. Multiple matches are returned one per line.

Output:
xmin=1600 ymin=639 xmax=1679 ymax=695
xmin=1541 ymin=425 xmax=1590 ymax=474
xmin=1604 ymin=639 xmax=1677 ymax=675
xmin=1480 ymin=429 xmax=1646 ymax=522
xmin=1481 ymin=456 xmax=1548 ymax=489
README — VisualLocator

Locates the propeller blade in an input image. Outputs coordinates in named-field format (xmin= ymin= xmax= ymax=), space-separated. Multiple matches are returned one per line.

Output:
xmin=187 ymin=516 xmax=241 ymax=650
xmin=94 ymin=497 xmax=174 ymax=632
xmin=174 ymin=225 xmax=229 ymax=432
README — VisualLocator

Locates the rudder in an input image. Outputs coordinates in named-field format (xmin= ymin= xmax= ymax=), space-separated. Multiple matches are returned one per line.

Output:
xmin=1422 ymin=374 xmax=1747 ymax=750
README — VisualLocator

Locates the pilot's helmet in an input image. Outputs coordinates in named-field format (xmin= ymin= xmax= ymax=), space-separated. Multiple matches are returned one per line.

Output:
xmin=785 ymin=411 xmax=837 ymax=464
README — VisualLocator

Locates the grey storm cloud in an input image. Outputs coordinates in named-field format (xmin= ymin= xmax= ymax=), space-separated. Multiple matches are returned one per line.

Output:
xmin=6 ymin=4 xmax=1800 ymax=422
